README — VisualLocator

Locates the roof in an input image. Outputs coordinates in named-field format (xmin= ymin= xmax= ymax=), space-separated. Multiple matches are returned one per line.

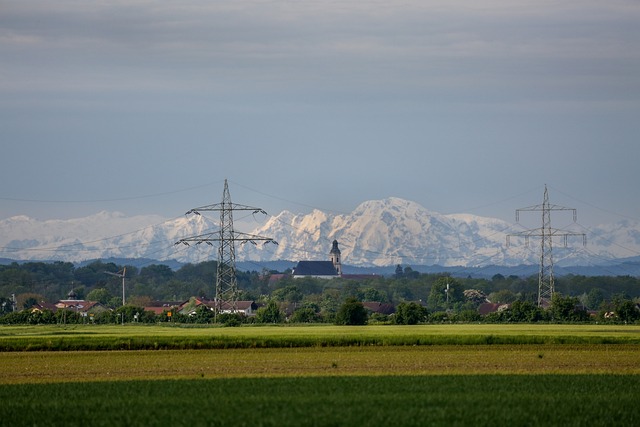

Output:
xmin=478 ymin=303 xmax=510 ymax=316
xmin=362 ymin=302 xmax=395 ymax=315
xmin=144 ymin=306 xmax=170 ymax=315
xmin=293 ymin=261 xmax=339 ymax=277
xmin=218 ymin=301 xmax=257 ymax=311
xmin=145 ymin=301 xmax=184 ymax=308
xmin=33 ymin=302 xmax=59 ymax=312
xmin=55 ymin=300 xmax=101 ymax=312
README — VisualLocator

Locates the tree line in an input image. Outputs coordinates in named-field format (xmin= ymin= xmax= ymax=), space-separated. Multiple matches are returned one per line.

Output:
xmin=1 ymin=260 xmax=639 ymax=324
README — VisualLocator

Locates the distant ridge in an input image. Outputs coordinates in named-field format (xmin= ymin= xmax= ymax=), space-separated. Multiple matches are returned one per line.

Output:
xmin=2 ymin=257 xmax=639 ymax=278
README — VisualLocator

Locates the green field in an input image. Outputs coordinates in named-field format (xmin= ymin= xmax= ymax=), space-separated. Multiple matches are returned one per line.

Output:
xmin=1 ymin=323 xmax=640 ymax=351
xmin=1 ymin=324 xmax=639 ymax=426
xmin=2 ymin=375 xmax=639 ymax=426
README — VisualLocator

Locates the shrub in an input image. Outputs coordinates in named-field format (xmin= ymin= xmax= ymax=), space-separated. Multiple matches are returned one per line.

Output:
xmin=452 ymin=309 xmax=481 ymax=323
xmin=429 ymin=311 xmax=449 ymax=323
xmin=335 ymin=298 xmax=368 ymax=326
xmin=217 ymin=313 xmax=245 ymax=327
xmin=394 ymin=302 xmax=427 ymax=325
xmin=290 ymin=307 xmax=322 ymax=323
xmin=255 ymin=300 xmax=283 ymax=324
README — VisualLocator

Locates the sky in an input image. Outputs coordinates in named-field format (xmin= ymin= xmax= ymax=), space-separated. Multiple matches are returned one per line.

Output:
xmin=1 ymin=0 xmax=639 ymax=230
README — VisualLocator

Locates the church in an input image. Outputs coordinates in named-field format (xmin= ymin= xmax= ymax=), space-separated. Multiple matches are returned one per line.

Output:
xmin=292 ymin=240 xmax=342 ymax=279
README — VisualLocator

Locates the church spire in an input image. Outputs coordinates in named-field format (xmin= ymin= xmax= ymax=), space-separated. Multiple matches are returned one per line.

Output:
xmin=329 ymin=240 xmax=342 ymax=276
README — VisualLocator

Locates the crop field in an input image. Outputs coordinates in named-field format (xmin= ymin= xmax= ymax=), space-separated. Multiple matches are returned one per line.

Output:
xmin=1 ymin=323 xmax=640 ymax=351
xmin=1 ymin=324 xmax=639 ymax=426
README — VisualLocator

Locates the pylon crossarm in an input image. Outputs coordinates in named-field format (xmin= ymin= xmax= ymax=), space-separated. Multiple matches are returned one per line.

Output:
xmin=186 ymin=204 xmax=268 ymax=215
xmin=233 ymin=231 xmax=278 ymax=245
xmin=174 ymin=231 xmax=220 ymax=245
xmin=517 ymin=206 xmax=577 ymax=222
xmin=176 ymin=233 xmax=277 ymax=246
xmin=509 ymin=228 xmax=585 ymax=238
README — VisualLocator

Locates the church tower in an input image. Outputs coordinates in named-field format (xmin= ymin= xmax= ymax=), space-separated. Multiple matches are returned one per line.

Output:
xmin=329 ymin=240 xmax=342 ymax=276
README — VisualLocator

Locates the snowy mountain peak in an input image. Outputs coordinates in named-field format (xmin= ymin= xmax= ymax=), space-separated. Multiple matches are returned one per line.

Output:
xmin=1 ymin=198 xmax=639 ymax=267
xmin=7 ymin=215 xmax=33 ymax=222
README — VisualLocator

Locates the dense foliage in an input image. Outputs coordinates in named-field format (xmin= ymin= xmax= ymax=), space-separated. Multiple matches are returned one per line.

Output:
xmin=334 ymin=298 xmax=368 ymax=325
xmin=1 ymin=260 xmax=639 ymax=324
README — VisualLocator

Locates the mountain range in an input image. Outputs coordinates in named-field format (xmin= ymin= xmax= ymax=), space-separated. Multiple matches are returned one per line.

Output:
xmin=1 ymin=198 xmax=639 ymax=272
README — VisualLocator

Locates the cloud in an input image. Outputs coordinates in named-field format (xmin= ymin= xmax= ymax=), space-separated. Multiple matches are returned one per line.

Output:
xmin=3 ymin=1 xmax=638 ymax=83
xmin=1 ymin=1 xmax=639 ymax=225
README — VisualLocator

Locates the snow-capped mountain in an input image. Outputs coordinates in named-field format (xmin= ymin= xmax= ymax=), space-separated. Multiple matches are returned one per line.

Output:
xmin=1 ymin=198 xmax=639 ymax=267
xmin=0 ymin=211 xmax=219 ymax=264
xmin=240 ymin=197 xmax=637 ymax=267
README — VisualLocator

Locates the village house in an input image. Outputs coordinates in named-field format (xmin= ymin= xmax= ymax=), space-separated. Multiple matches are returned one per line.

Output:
xmin=158 ymin=296 xmax=258 ymax=317
xmin=53 ymin=289 xmax=109 ymax=317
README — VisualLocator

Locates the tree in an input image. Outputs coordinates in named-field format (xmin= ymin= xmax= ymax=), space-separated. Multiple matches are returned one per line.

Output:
xmin=272 ymin=285 xmax=303 ymax=303
xmin=335 ymin=298 xmax=368 ymax=325
xmin=463 ymin=289 xmax=488 ymax=306
xmin=115 ymin=305 xmax=146 ymax=323
xmin=488 ymin=289 xmax=517 ymax=304
xmin=395 ymin=265 xmax=403 ymax=278
xmin=550 ymin=293 xmax=590 ymax=322
xmin=217 ymin=312 xmax=245 ymax=327
xmin=139 ymin=264 xmax=174 ymax=284
xmin=319 ymin=289 xmax=341 ymax=322
xmin=427 ymin=277 xmax=463 ymax=311
xmin=0 ymin=297 xmax=13 ymax=314
xmin=509 ymin=300 xmax=544 ymax=322
xmin=290 ymin=307 xmax=321 ymax=323
xmin=614 ymin=299 xmax=640 ymax=323
xmin=403 ymin=266 xmax=420 ymax=279
xmin=108 ymin=296 xmax=123 ymax=308
xmin=86 ymin=288 xmax=112 ymax=305
xmin=16 ymin=293 xmax=44 ymax=310
xmin=255 ymin=300 xmax=283 ymax=323
xmin=586 ymin=288 xmax=605 ymax=310
xmin=360 ymin=287 xmax=387 ymax=302
xmin=192 ymin=305 xmax=214 ymax=324
xmin=491 ymin=273 xmax=506 ymax=282
xmin=74 ymin=261 xmax=115 ymax=287
xmin=394 ymin=302 xmax=427 ymax=325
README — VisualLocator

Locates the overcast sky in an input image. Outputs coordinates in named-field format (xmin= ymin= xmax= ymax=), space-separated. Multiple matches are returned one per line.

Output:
xmin=1 ymin=0 xmax=639 ymax=229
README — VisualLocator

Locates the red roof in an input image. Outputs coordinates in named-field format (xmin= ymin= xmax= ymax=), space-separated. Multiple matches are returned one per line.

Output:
xmin=478 ymin=303 xmax=510 ymax=316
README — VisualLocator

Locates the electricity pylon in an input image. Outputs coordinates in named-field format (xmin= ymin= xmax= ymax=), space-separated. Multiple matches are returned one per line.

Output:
xmin=176 ymin=179 xmax=277 ymax=318
xmin=507 ymin=185 xmax=586 ymax=308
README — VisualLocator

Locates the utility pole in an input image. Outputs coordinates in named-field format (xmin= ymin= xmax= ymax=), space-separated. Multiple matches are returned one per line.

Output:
xmin=507 ymin=185 xmax=586 ymax=308
xmin=105 ymin=268 xmax=126 ymax=306
xmin=176 ymin=179 xmax=277 ymax=320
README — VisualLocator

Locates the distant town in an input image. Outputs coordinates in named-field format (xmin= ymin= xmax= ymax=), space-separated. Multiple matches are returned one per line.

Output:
xmin=2 ymin=239 xmax=639 ymax=325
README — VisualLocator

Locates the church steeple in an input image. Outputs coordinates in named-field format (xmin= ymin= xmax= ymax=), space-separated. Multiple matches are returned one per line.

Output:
xmin=329 ymin=240 xmax=342 ymax=276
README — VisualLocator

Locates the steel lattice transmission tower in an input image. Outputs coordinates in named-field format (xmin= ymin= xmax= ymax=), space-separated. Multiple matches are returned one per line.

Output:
xmin=507 ymin=185 xmax=586 ymax=308
xmin=176 ymin=179 xmax=277 ymax=316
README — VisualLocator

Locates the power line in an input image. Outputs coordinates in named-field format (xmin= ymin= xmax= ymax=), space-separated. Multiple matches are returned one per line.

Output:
xmin=0 ymin=180 xmax=225 ymax=204
xmin=507 ymin=185 xmax=586 ymax=307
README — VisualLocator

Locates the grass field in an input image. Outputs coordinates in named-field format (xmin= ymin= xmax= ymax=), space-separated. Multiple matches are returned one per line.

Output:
xmin=1 ymin=375 xmax=639 ymax=426
xmin=1 ymin=345 xmax=640 ymax=384
xmin=1 ymin=323 xmax=640 ymax=351
xmin=1 ymin=324 xmax=639 ymax=425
